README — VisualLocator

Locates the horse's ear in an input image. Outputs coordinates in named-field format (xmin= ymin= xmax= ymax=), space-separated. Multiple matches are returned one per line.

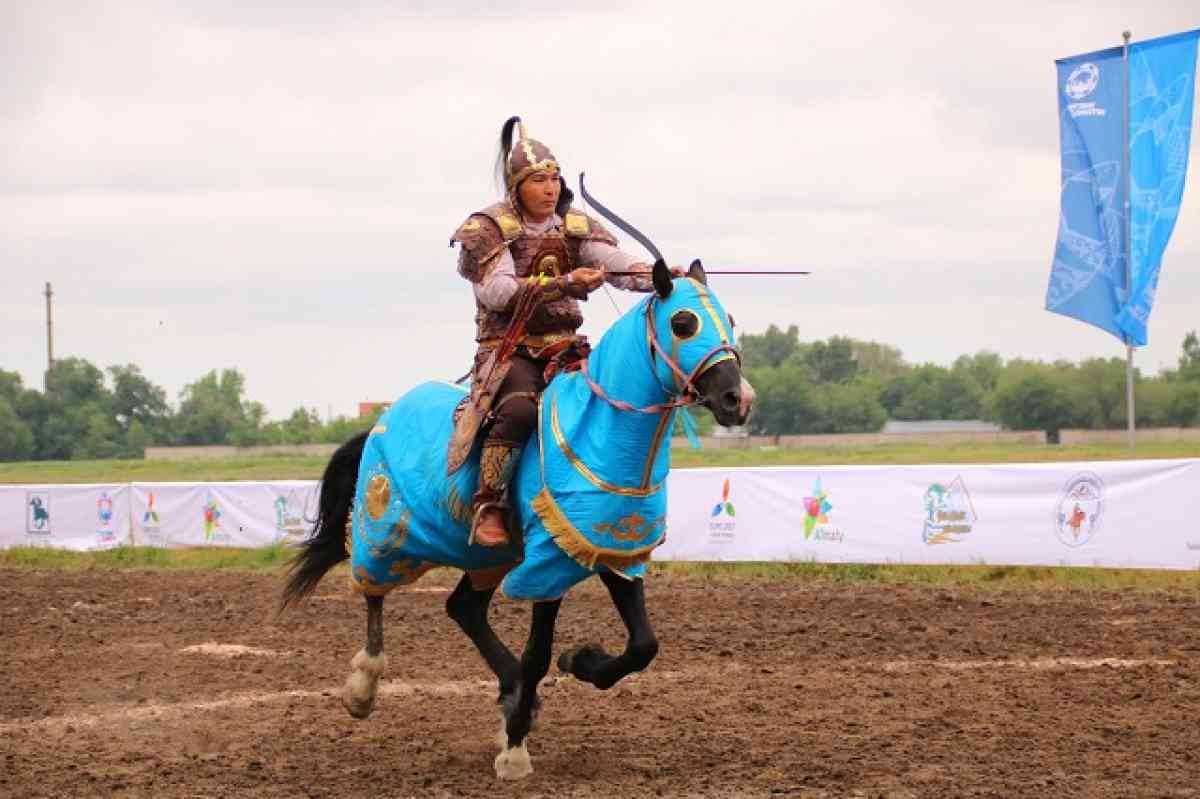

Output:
xmin=652 ymin=259 xmax=673 ymax=298
xmin=687 ymin=259 xmax=707 ymax=286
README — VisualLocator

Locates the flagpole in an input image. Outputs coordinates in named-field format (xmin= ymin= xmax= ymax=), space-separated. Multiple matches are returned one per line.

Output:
xmin=1122 ymin=29 xmax=1136 ymax=456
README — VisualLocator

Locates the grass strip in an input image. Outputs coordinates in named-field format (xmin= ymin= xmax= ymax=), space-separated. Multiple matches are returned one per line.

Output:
xmin=2 ymin=545 xmax=1196 ymax=592
xmin=2 ymin=441 xmax=1198 ymax=484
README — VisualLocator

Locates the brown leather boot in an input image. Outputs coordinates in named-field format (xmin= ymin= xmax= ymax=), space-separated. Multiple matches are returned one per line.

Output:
xmin=469 ymin=444 xmax=521 ymax=547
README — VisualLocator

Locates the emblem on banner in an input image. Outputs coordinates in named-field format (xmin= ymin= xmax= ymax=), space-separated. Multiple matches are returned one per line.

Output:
xmin=26 ymin=491 xmax=51 ymax=538
xmin=203 ymin=491 xmax=229 ymax=544
xmin=1054 ymin=471 xmax=1104 ymax=547
xmin=1065 ymin=63 xmax=1100 ymax=100
xmin=95 ymin=491 xmax=118 ymax=549
xmin=274 ymin=491 xmax=309 ymax=544
xmin=922 ymin=476 xmax=976 ymax=545
xmin=802 ymin=477 xmax=843 ymax=543
xmin=707 ymin=478 xmax=737 ymax=544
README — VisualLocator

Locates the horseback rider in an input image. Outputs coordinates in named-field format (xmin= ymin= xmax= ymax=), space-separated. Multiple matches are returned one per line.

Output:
xmin=449 ymin=116 xmax=676 ymax=548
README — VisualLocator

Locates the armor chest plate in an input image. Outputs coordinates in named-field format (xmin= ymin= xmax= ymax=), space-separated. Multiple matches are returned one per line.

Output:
xmin=510 ymin=233 xmax=577 ymax=278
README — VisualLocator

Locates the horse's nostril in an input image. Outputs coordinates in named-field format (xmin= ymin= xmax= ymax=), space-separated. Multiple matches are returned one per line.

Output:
xmin=721 ymin=390 xmax=740 ymax=412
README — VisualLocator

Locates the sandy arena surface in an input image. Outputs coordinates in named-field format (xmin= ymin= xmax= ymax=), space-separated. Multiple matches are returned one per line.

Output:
xmin=1 ymin=568 xmax=1198 ymax=798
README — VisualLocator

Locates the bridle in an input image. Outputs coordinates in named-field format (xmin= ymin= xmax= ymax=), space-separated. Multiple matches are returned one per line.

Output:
xmin=578 ymin=294 xmax=740 ymax=416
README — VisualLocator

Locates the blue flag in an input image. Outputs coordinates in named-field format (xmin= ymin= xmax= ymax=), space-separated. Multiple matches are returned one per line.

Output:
xmin=1115 ymin=30 xmax=1199 ymax=346
xmin=1046 ymin=45 xmax=1128 ymax=341
xmin=1046 ymin=30 xmax=1199 ymax=346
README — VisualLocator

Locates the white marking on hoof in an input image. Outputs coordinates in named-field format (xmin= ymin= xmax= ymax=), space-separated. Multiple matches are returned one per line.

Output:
xmin=494 ymin=740 xmax=532 ymax=780
xmin=342 ymin=649 xmax=387 ymax=719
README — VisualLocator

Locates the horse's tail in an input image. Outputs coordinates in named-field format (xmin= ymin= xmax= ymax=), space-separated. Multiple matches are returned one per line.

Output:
xmin=280 ymin=430 xmax=369 ymax=611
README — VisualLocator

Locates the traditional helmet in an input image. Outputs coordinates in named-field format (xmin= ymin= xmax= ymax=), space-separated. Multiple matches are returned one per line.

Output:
xmin=502 ymin=117 xmax=558 ymax=190
xmin=495 ymin=116 xmax=574 ymax=215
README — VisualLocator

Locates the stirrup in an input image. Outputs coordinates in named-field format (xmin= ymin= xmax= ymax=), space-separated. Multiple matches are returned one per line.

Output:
xmin=469 ymin=501 xmax=510 ymax=547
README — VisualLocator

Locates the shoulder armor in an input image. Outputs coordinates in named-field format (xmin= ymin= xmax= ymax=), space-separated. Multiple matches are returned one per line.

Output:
xmin=562 ymin=207 xmax=617 ymax=245
xmin=480 ymin=202 xmax=524 ymax=241
xmin=451 ymin=207 xmax=508 ymax=272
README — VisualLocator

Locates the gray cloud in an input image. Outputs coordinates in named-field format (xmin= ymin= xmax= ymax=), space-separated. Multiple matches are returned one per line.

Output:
xmin=3 ymin=1 xmax=1198 ymax=416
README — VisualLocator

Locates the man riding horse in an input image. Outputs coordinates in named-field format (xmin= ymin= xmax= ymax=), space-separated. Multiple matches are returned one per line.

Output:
xmin=450 ymin=116 xmax=680 ymax=548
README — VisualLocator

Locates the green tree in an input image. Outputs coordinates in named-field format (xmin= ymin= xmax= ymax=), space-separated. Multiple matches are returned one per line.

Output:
xmin=989 ymin=366 xmax=1082 ymax=438
xmin=32 ymin=358 xmax=116 ymax=460
xmin=108 ymin=364 xmax=169 ymax=431
xmin=0 ymin=397 xmax=35 ymax=461
xmin=802 ymin=336 xmax=858 ymax=384
xmin=848 ymin=340 xmax=907 ymax=379
xmin=320 ymin=407 xmax=385 ymax=443
xmin=952 ymin=351 xmax=1004 ymax=394
xmin=45 ymin=357 xmax=107 ymax=407
xmin=1178 ymin=331 xmax=1200 ymax=382
xmin=738 ymin=325 xmax=799 ymax=369
xmin=744 ymin=366 xmax=818 ymax=436
xmin=0 ymin=369 xmax=25 ymax=404
xmin=175 ymin=369 xmax=260 ymax=446
xmin=1074 ymin=358 xmax=1130 ymax=429
xmin=1167 ymin=382 xmax=1200 ymax=426
xmin=882 ymin=365 xmax=983 ymax=420
xmin=1136 ymin=379 xmax=1172 ymax=427
xmin=810 ymin=380 xmax=887 ymax=433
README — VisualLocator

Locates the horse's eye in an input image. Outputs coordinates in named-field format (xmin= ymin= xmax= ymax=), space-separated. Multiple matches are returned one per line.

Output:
xmin=727 ymin=314 xmax=736 ymax=330
xmin=670 ymin=310 xmax=701 ymax=340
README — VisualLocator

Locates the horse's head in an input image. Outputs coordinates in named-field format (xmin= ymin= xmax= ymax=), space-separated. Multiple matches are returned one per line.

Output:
xmin=646 ymin=259 xmax=754 ymax=428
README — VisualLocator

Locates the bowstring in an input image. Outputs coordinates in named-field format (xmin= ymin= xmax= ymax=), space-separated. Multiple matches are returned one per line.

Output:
xmin=579 ymin=180 xmax=624 ymax=319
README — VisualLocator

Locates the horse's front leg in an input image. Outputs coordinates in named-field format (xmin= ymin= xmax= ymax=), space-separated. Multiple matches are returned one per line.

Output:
xmin=495 ymin=599 xmax=561 ymax=780
xmin=558 ymin=570 xmax=658 ymax=690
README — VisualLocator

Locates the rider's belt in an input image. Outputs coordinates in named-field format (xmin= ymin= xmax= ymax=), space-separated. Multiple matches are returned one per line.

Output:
xmin=480 ymin=332 xmax=578 ymax=359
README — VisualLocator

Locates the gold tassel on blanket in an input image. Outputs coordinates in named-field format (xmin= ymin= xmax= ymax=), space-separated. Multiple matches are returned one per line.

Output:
xmin=530 ymin=488 xmax=662 ymax=573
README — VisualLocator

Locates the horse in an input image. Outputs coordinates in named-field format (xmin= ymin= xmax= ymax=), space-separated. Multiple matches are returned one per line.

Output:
xmin=282 ymin=256 xmax=753 ymax=779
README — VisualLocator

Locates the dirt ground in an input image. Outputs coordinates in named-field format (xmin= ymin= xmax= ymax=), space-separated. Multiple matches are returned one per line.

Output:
xmin=1 ymin=568 xmax=1197 ymax=799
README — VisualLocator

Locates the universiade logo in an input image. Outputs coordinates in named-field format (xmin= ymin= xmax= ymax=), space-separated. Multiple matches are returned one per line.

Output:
xmin=802 ymin=477 xmax=844 ymax=543
xmin=707 ymin=478 xmax=736 ymax=544
xmin=1065 ymin=63 xmax=1100 ymax=100
xmin=1055 ymin=472 xmax=1104 ymax=548
xmin=922 ymin=476 xmax=977 ymax=545
xmin=1065 ymin=62 xmax=1106 ymax=118
xmin=95 ymin=492 xmax=117 ymax=547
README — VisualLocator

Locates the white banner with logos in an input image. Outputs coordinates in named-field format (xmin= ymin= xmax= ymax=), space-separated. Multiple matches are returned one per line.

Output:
xmin=0 ymin=484 xmax=133 ymax=552
xmin=659 ymin=459 xmax=1200 ymax=570
xmin=1 ymin=459 xmax=1198 ymax=570
xmin=0 ymin=481 xmax=318 ymax=551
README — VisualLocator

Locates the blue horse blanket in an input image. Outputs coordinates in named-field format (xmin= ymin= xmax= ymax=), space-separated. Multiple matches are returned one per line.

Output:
xmin=348 ymin=375 xmax=666 ymax=601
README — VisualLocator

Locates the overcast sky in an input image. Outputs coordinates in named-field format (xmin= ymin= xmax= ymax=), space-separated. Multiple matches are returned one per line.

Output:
xmin=3 ymin=1 xmax=1198 ymax=419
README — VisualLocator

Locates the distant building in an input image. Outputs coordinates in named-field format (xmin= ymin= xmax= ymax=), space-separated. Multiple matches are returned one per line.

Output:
xmin=358 ymin=401 xmax=392 ymax=419
xmin=882 ymin=419 xmax=1001 ymax=434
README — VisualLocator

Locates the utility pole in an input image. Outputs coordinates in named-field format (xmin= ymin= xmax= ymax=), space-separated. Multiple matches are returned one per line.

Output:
xmin=44 ymin=281 xmax=54 ymax=392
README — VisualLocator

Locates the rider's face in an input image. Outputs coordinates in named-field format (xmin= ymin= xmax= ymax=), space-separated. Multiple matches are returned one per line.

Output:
xmin=517 ymin=170 xmax=561 ymax=222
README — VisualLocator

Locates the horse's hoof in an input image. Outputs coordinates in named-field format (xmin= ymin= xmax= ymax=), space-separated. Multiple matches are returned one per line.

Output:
xmin=342 ymin=691 xmax=375 ymax=719
xmin=558 ymin=643 xmax=602 ymax=676
xmin=342 ymin=649 xmax=386 ymax=719
xmin=494 ymin=741 xmax=532 ymax=780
